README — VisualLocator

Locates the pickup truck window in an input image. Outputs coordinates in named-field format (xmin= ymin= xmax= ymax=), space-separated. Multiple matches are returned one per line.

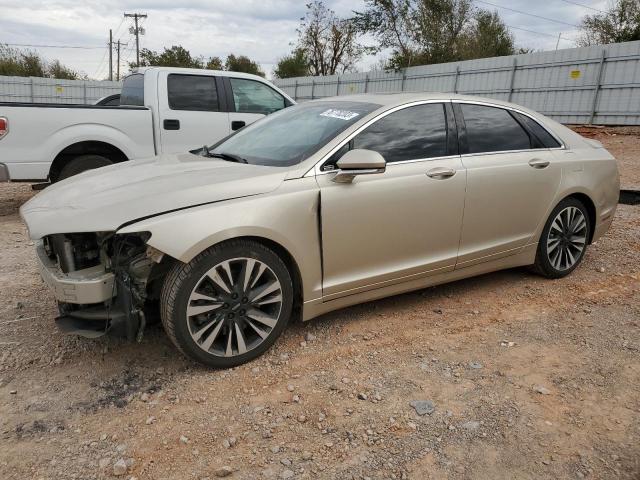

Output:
xmin=168 ymin=74 xmax=219 ymax=112
xmin=229 ymin=78 xmax=285 ymax=114
xmin=120 ymin=74 xmax=144 ymax=106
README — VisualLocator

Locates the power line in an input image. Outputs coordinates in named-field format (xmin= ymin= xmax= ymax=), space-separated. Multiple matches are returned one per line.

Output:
xmin=506 ymin=24 xmax=578 ymax=44
xmin=1 ymin=42 xmax=104 ymax=49
xmin=474 ymin=0 xmax=580 ymax=28
xmin=557 ymin=0 xmax=606 ymax=13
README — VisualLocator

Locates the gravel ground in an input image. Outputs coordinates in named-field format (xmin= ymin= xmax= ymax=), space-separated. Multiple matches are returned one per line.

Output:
xmin=1 ymin=128 xmax=638 ymax=480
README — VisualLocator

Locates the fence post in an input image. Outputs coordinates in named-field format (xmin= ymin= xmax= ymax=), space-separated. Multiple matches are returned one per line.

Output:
xmin=364 ymin=73 xmax=369 ymax=93
xmin=453 ymin=66 xmax=460 ymax=93
xmin=507 ymin=58 xmax=517 ymax=102
xmin=400 ymin=69 xmax=407 ymax=92
xmin=589 ymin=48 xmax=606 ymax=125
xmin=294 ymin=79 xmax=298 ymax=101
xmin=336 ymin=76 xmax=340 ymax=96
xmin=83 ymin=82 xmax=87 ymax=104
xmin=311 ymin=78 xmax=315 ymax=100
xmin=29 ymin=77 xmax=34 ymax=103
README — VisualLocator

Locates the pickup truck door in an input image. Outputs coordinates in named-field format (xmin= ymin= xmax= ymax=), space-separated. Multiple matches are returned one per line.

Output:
xmin=157 ymin=72 xmax=230 ymax=154
xmin=223 ymin=77 xmax=289 ymax=133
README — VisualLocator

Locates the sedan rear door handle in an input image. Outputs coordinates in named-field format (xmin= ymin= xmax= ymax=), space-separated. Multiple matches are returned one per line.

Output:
xmin=426 ymin=167 xmax=456 ymax=179
xmin=529 ymin=158 xmax=550 ymax=169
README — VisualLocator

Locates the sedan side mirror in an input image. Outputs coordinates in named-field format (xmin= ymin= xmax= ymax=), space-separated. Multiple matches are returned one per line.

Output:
xmin=332 ymin=149 xmax=386 ymax=183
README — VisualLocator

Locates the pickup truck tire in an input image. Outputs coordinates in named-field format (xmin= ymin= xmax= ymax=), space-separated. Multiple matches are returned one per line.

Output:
xmin=160 ymin=239 xmax=294 ymax=368
xmin=57 ymin=154 xmax=113 ymax=181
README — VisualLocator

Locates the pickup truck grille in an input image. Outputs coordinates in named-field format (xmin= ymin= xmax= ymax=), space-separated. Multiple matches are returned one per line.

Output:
xmin=44 ymin=233 xmax=101 ymax=273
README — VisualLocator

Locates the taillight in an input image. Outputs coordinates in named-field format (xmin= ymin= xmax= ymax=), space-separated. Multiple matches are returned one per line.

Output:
xmin=0 ymin=117 xmax=7 ymax=140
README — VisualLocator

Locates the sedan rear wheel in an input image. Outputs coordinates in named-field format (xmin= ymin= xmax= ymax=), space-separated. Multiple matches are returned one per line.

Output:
xmin=161 ymin=240 xmax=293 ymax=368
xmin=533 ymin=198 xmax=591 ymax=278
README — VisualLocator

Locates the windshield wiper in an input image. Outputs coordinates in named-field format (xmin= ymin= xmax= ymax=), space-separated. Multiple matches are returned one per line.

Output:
xmin=209 ymin=152 xmax=248 ymax=164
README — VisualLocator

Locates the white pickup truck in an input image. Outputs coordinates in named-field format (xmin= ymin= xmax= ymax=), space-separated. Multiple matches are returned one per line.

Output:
xmin=0 ymin=67 xmax=294 ymax=182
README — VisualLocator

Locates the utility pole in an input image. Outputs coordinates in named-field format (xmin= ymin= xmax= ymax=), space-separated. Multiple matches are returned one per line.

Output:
xmin=124 ymin=12 xmax=147 ymax=68
xmin=116 ymin=40 xmax=127 ymax=81
xmin=108 ymin=29 xmax=113 ymax=81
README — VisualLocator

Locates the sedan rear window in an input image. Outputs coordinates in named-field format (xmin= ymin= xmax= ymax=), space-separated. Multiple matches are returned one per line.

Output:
xmin=461 ymin=104 xmax=531 ymax=154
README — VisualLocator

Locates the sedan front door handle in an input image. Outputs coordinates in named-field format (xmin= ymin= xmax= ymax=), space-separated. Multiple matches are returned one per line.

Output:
xmin=426 ymin=167 xmax=456 ymax=179
xmin=529 ymin=158 xmax=550 ymax=169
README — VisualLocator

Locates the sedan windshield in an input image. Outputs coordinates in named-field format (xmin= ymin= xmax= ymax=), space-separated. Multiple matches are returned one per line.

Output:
xmin=210 ymin=101 xmax=380 ymax=167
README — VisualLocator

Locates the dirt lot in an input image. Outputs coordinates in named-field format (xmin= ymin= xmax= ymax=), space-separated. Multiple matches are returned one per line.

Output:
xmin=1 ymin=128 xmax=639 ymax=480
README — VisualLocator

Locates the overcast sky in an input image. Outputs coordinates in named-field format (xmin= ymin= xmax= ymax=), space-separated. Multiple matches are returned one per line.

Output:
xmin=0 ymin=0 xmax=610 ymax=80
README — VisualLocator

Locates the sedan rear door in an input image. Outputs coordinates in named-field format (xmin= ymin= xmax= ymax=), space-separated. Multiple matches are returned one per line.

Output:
xmin=317 ymin=102 xmax=467 ymax=300
xmin=454 ymin=102 xmax=562 ymax=268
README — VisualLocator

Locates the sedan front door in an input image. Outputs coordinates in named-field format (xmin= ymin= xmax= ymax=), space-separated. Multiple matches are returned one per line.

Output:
xmin=317 ymin=102 xmax=467 ymax=300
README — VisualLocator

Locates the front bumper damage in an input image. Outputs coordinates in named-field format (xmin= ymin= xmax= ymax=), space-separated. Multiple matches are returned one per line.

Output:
xmin=35 ymin=232 xmax=162 ymax=341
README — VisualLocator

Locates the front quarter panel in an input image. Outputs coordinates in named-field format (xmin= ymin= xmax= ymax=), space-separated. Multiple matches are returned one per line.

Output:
xmin=117 ymin=177 xmax=323 ymax=303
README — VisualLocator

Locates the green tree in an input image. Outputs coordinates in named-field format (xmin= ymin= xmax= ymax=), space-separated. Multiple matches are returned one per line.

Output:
xmin=578 ymin=0 xmax=640 ymax=46
xmin=205 ymin=56 xmax=224 ymax=70
xmin=273 ymin=49 xmax=310 ymax=78
xmin=225 ymin=54 xmax=265 ymax=76
xmin=459 ymin=10 xmax=515 ymax=60
xmin=132 ymin=45 xmax=204 ymax=69
xmin=354 ymin=0 xmax=517 ymax=69
xmin=0 ymin=44 xmax=79 ymax=78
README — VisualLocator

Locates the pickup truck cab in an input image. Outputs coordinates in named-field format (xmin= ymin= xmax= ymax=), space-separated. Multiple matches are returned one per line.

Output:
xmin=0 ymin=67 xmax=294 ymax=182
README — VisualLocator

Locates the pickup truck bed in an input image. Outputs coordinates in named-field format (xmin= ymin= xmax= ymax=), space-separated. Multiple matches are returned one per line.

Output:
xmin=0 ymin=103 xmax=155 ymax=181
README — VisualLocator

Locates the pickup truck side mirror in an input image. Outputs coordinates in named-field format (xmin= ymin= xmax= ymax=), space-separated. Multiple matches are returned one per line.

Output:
xmin=332 ymin=149 xmax=386 ymax=183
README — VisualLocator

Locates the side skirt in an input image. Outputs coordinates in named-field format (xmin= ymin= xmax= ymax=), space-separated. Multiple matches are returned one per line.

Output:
xmin=301 ymin=243 xmax=537 ymax=321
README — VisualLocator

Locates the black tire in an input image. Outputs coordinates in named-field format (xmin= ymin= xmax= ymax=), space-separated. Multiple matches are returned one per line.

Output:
xmin=160 ymin=239 xmax=294 ymax=368
xmin=532 ymin=197 xmax=591 ymax=279
xmin=57 ymin=154 xmax=113 ymax=181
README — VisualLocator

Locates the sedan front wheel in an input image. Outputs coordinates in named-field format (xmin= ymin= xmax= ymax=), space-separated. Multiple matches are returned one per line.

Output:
xmin=161 ymin=240 xmax=294 ymax=368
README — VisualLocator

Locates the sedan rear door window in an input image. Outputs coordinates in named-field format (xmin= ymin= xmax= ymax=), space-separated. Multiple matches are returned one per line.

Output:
xmin=461 ymin=104 xmax=531 ymax=154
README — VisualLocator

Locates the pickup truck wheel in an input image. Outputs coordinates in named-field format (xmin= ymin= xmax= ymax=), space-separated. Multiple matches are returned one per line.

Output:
xmin=57 ymin=154 xmax=113 ymax=181
xmin=160 ymin=240 xmax=294 ymax=368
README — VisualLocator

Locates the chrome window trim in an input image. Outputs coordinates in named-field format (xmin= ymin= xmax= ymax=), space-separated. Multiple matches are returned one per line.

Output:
xmin=305 ymin=98 xmax=566 ymax=177
xmin=452 ymin=99 xmax=566 ymax=152
xmin=305 ymin=99 xmax=451 ymax=177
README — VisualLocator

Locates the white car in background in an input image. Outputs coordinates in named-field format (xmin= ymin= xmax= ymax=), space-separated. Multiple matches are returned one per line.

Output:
xmin=0 ymin=67 xmax=294 ymax=182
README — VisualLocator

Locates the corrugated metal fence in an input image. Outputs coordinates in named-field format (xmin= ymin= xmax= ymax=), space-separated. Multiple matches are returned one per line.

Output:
xmin=274 ymin=41 xmax=640 ymax=125
xmin=0 ymin=76 xmax=121 ymax=104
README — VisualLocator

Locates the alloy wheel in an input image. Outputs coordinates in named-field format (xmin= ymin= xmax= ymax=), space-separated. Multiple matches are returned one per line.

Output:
xmin=546 ymin=206 xmax=588 ymax=271
xmin=186 ymin=257 xmax=283 ymax=357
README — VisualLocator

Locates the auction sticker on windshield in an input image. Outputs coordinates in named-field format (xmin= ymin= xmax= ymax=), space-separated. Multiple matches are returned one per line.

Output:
xmin=320 ymin=109 xmax=360 ymax=121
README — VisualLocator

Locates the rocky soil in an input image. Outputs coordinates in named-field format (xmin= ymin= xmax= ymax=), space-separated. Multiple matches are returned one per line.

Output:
xmin=0 ymin=128 xmax=638 ymax=480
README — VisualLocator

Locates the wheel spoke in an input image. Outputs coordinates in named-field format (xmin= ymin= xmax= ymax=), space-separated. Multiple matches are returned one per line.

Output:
xmin=246 ymin=318 xmax=269 ymax=339
xmin=246 ymin=308 xmax=278 ymax=328
xmin=220 ymin=260 xmax=234 ymax=289
xmin=250 ymin=279 xmax=281 ymax=303
xmin=205 ymin=267 xmax=232 ymax=294
xmin=234 ymin=323 xmax=248 ymax=354
xmin=192 ymin=317 xmax=219 ymax=342
xmin=187 ymin=302 xmax=223 ymax=317
xmin=242 ymin=259 xmax=256 ymax=292
xmin=254 ymin=293 xmax=282 ymax=306
xmin=200 ymin=319 xmax=224 ymax=351
xmin=225 ymin=327 xmax=234 ymax=356
xmin=190 ymin=292 xmax=219 ymax=302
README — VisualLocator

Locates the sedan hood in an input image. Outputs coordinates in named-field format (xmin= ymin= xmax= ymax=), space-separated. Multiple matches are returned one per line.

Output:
xmin=21 ymin=153 xmax=287 ymax=239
